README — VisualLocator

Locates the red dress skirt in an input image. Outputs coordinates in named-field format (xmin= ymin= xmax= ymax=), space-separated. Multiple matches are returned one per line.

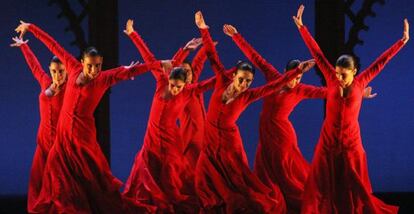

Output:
xmin=124 ymin=29 xmax=215 ymax=213
xmin=28 ymin=24 xmax=159 ymax=214
xmin=18 ymin=43 xmax=66 ymax=213
xmin=195 ymin=27 xmax=305 ymax=214
xmin=299 ymin=25 xmax=403 ymax=214
xmin=231 ymin=32 xmax=326 ymax=213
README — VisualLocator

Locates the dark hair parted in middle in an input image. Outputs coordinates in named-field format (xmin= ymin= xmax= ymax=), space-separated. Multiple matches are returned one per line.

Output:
xmin=336 ymin=54 xmax=357 ymax=70
xmin=169 ymin=67 xmax=187 ymax=82
xmin=82 ymin=46 xmax=102 ymax=58
xmin=50 ymin=56 xmax=62 ymax=64
xmin=236 ymin=61 xmax=255 ymax=75
xmin=285 ymin=59 xmax=301 ymax=72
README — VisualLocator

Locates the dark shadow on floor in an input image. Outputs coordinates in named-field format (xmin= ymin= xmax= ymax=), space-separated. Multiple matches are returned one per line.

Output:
xmin=0 ymin=192 xmax=413 ymax=213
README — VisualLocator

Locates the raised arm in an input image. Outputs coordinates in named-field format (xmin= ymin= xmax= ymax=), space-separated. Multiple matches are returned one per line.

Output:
xmin=11 ymin=37 xmax=50 ymax=87
xmin=171 ymin=38 xmax=202 ymax=66
xmin=247 ymin=59 xmax=314 ymax=103
xmin=171 ymin=47 xmax=189 ymax=66
xmin=191 ymin=46 xmax=208 ymax=82
xmin=196 ymin=11 xmax=227 ymax=83
xmin=124 ymin=19 xmax=157 ymax=63
xmin=124 ymin=19 xmax=165 ymax=81
xmin=224 ymin=24 xmax=281 ymax=81
xmin=102 ymin=61 xmax=161 ymax=86
xmin=293 ymin=5 xmax=336 ymax=83
xmin=356 ymin=19 xmax=408 ymax=87
xmin=16 ymin=21 xmax=81 ymax=74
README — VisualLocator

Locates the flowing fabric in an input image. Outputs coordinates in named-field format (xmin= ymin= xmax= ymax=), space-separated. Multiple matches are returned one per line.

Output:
xmin=231 ymin=33 xmax=326 ymax=213
xmin=19 ymin=44 xmax=66 ymax=213
xmin=27 ymin=24 xmax=159 ymax=214
xmin=177 ymin=47 xmax=209 ymax=168
xmin=299 ymin=25 xmax=403 ymax=214
xmin=123 ymin=30 xmax=215 ymax=213
xmin=195 ymin=28 xmax=305 ymax=214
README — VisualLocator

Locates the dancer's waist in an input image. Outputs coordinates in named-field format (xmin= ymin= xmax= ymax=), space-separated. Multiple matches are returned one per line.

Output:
xmin=206 ymin=119 xmax=237 ymax=130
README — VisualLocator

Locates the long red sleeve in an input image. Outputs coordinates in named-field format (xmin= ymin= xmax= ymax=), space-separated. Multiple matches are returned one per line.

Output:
xmin=188 ymin=67 xmax=236 ymax=94
xmin=232 ymin=33 xmax=281 ymax=81
xmin=298 ymin=26 xmax=336 ymax=84
xmin=297 ymin=84 xmax=327 ymax=99
xmin=171 ymin=47 xmax=190 ymax=67
xmin=247 ymin=67 xmax=304 ymax=103
xmin=128 ymin=31 xmax=157 ymax=62
xmin=102 ymin=61 xmax=161 ymax=86
xmin=191 ymin=47 xmax=208 ymax=82
xmin=356 ymin=40 xmax=405 ymax=87
xmin=128 ymin=31 xmax=164 ymax=81
xmin=200 ymin=28 xmax=227 ymax=85
xmin=19 ymin=43 xmax=50 ymax=88
xmin=173 ymin=46 xmax=208 ymax=82
xmin=28 ymin=24 xmax=81 ymax=74
xmin=188 ymin=75 xmax=216 ymax=95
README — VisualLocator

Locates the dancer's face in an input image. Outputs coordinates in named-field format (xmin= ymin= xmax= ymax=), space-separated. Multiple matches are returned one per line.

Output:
xmin=168 ymin=79 xmax=186 ymax=96
xmin=49 ymin=62 xmax=67 ymax=86
xmin=335 ymin=66 xmax=356 ymax=88
xmin=233 ymin=70 xmax=254 ymax=93
xmin=81 ymin=56 xmax=103 ymax=80
xmin=182 ymin=63 xmax=193 ymax=83
xmin=286 ymin=73 xmax=303 ymax=89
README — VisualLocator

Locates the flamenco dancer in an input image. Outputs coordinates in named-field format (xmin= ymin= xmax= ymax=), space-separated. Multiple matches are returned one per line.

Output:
xmin=178 ymin=46 xmax=210 ymax=168
xmin=15 ymin=21 xmax=160 ymax=213
xmin=11 ymin=36 xmax=67 ymax=213
xmin=293 ymin=5 xmax=408 ymax=213
xmin=123 ymin=19 xmax=217 ymax=213
xmin=194 ymin=11 xmax=314 ymax=213
xmin=223 ymin=24 xmax=377 ymax=213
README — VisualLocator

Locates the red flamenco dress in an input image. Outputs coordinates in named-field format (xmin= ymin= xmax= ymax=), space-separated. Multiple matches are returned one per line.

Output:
xmin=195 ymin=27 xmax=306 ymax=214
xmin=299 ymin=25 xmax=403 ymax=214
xmin=177 ymin=47 xmax=210 ymax=168
xmin=230 ymin=32 xmax=327 ymax=213
xmin=18 ymin=43 xmax=66 ymax=213
xmin=123 ymin=29 xmax=215 ymax=213
xmin=27 ymin=24 xmax=159 ymax=214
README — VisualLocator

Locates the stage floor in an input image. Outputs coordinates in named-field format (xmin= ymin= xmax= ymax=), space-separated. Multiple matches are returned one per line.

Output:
xmin=1 ymin=192 xmax=413 ymax=213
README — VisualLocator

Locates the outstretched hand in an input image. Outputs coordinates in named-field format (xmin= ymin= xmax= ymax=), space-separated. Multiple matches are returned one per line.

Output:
xmin=125 ymin=61 xmax=141 ymax=80
xmin=184 ymin=38 xmax=202 ymax=51
xmin=223 ymin=24 xmax=238 ymax=37
xmin=10 ymin=36 xmax=28 ymax=47
xmin=195 ymin=11 xmax=208 ymax=29
xmin=363 ymin=86 xmax=378 ymax=99
xmin=402 ymin=18 xmax=410 ymax=43
xmin=125 ymin=60 xmax=140 ymax=69
xmin=15 ymin=20 xmax=30 ymax=39
xmin=298 ymin=59 xmax=315 ymax=73
xmin=124 ymin=19 xmax=135 ymax=35
xmin=293 ymin=5 xmax=304 ymax=28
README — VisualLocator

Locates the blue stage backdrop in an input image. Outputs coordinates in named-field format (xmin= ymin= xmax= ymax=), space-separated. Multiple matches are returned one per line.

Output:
xmin=0 ymin=0 xmax=413 ymax=195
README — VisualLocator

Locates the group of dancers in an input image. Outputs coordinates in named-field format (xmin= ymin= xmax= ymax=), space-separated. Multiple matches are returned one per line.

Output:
xmin=12 ymin=5 xmax=409 ymax=214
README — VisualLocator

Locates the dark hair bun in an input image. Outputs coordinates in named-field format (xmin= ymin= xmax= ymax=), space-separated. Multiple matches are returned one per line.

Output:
xmin=50 ymin=56 xmax=62 ymax=64
xmin=236 ymin=61 xmax=255 ymax=75
xmin=336 ymin=54 xmax=355 ymax=69
xmin=169 ymin=67 xmax=187 ymax=82
xmin=285 ymin=59 xmax=301 ymax=71
xmin=83 ymin=46 xmax=101 ymax=58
